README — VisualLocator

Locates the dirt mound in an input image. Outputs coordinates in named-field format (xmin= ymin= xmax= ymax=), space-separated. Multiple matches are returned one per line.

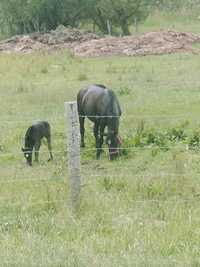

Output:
xmin=0 ymin=25 xmax=100 ymax=53
xmin=30 ymin=25 xmax=100 ymax=44
xmin=0 ymin=28 xmax=199 ymax=56
xmin=73 ymin=30 xmax=200 ymax=56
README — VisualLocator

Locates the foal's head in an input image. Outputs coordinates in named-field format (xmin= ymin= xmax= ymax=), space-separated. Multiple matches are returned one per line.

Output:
xmin=22 ymin=147 xmax=32 ymax=166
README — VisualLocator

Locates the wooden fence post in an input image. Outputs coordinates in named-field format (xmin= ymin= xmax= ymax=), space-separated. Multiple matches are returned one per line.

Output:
xmin=65 ymin=101 xmax=82 ymax=211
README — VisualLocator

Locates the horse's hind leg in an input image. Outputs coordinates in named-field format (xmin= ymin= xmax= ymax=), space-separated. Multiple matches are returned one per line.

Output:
xmin=79 ymin=116 xmax=85 ymax=147
xmin=47 ymin=136 xmax=53 ymax=161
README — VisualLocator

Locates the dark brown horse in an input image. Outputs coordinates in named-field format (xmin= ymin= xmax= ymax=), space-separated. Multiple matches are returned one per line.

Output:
xmin=77 ymin=84 xmax=122 ymax=160
xmin=22 ymin=121 xmax=53 ymax=166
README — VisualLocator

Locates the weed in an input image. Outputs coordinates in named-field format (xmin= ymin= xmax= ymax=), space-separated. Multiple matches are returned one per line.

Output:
xmin=16 ymin=82 xmax=27 ymax=93
xmin=189 ymin=130 xmax=200 ymax=150
xmin=117 ymin=86 xmax=131 ymax=96
xmin=100 ymin=177 xmax=126 ymax=192
xmin=78 ymin=73 xmax=88 ymax=81
xmin=41 ymin=67 xmax=48 ymax=74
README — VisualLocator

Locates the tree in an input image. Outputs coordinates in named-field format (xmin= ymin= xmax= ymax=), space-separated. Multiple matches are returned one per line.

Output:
xmin=0 ymin=0 xmax=87 ymax=35
xmin=83 ymin=0 xmax=155 ymax=35
xmin=0 ymin=0 xmax=156 ymax=36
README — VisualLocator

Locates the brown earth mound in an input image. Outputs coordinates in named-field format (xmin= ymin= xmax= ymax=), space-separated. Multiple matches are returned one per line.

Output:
xmin=0 ymin=25 xmax=100 ymax=53
xmin=0 ymin=27 xmax=200 ymax=56
xmin=73 ymin=30 xmax=200 ymax=56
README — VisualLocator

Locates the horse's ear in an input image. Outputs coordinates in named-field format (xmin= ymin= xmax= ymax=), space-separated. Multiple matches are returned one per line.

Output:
xmin=21 ymin=147 xmax=25 ymax=152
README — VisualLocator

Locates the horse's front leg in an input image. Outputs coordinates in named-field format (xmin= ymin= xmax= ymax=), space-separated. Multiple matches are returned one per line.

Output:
xmin=34 ymin=141 xmax=41 ymax=162
xmin=93 ymin=121 xmax=101 ymax=159
xmin=79 ymin=116 xmax=85 ymax=147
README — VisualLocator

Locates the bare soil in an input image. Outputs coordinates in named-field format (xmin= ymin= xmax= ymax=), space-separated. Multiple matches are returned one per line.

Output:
xmin=0 ymin=26 xmax=200 ymax=56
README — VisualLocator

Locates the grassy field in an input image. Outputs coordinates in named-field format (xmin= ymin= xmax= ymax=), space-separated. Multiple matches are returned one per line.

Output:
xmin=138 ymin=9 xmax=200 ymax=34
xmin=1 ymin=31 xmax=200 ymax=266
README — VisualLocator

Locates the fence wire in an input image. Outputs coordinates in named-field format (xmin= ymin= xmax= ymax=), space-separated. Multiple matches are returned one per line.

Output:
xmin=0 ymin=143 xmax=194 ymax=155
xmin=1 ymin=99 xmax=200 ymax=218
xmin=1 ymin=113 xmax=200 ymax=122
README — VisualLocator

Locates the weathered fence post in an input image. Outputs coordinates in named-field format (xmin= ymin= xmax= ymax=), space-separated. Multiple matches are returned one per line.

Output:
xmin=65 ymin=101 xmax=82 ymax=211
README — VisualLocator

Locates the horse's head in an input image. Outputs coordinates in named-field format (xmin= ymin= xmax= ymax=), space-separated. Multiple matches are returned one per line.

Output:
xmin=22 ymin=147 xmax=32 ymax=166
xmin=106 ymin=132 xmax=122 ymax=160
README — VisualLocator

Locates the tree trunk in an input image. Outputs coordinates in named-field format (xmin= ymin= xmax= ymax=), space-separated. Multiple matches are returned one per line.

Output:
xmin=121 ymin=20 xmax=130 ymax=36
xmin=96 ymin=8 xmax=108 ymax=34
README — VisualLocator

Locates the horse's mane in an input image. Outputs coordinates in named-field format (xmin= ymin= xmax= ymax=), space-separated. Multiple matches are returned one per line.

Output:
xmin=95 ymin=84 xmax=106 ymax=89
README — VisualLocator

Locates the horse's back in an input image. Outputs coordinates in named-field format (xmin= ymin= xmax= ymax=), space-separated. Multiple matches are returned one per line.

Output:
xmin=31 ymin=121 xmax=51 ymax=139
xmin=77 ymin=84 xmax=121 ymax=121
xmin=78 ymin=85 xmax=107 ymax=117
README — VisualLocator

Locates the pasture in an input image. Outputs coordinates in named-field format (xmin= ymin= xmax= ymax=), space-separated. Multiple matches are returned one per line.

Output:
xmin=1 ymin=49 xmax=200 ymax=266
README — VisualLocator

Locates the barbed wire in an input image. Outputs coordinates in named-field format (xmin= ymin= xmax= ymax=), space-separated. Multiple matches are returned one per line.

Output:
xmin=1 ymin=113 xmax=200 ymax=123
xmin=0 ymin=144 xmax=193 ymax=157
xmin=80 ymin=145 xmax=190 ymax=151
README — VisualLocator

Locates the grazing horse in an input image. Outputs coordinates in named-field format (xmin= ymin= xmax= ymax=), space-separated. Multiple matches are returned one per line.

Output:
xmin=22 ymin=121 xmax=53 ymax=166
xmin=77 ymin=84 xmax=122 ymax=160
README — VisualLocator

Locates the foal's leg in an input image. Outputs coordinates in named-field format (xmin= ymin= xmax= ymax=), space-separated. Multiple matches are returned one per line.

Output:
xmin=47 ymin=136 xmax=53 ymax=161
xmin=34 ymin=141 xmax=41 ymax=162
xmin=79 ymin=116 xmax=85 ymax=147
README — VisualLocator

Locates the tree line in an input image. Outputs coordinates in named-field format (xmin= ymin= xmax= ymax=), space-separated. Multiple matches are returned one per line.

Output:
xmin=0 ymin=0 xmax=200 ymax=37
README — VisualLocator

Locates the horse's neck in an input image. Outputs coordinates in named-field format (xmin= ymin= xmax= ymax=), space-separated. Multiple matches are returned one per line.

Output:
xmin=25 ymin=134 xmax=34 ymax=149
xmin=106 ymin=101 xmax=120 ymax=117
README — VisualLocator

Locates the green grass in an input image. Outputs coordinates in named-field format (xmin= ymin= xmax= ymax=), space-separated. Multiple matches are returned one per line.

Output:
xmin=2 ymin=40 xmax=200 ymax=265
xmin=138 ymin=10 xmax=200 ymax=34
